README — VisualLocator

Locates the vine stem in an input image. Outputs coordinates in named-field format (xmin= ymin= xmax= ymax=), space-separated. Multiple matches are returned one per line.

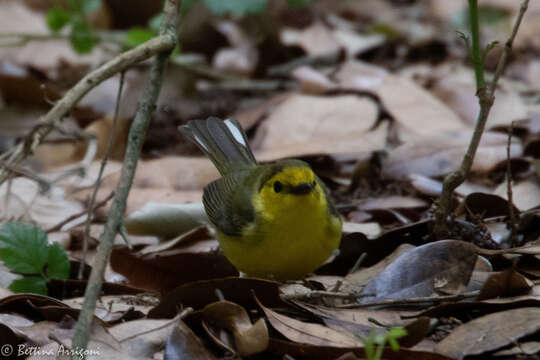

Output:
xmin=433 ymin=0 xmax=529 ymax=237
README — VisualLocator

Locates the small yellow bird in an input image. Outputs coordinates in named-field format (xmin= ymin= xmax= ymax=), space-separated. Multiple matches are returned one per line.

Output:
xmin=180 ymin=117 xmax=342 ymax=280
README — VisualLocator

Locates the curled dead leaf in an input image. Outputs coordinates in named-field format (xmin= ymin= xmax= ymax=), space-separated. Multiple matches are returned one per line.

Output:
xmin=202 ymin=300 xmax=269 ymax=356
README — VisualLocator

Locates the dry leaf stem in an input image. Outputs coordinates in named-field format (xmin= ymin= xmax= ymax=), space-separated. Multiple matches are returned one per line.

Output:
xmin=0 ymin=32 xmax=177 ymax=185
xmin=433 ymin=0 xmax=529 ymax=237
xmin=70 ymin=0 xmax=181 ymax=356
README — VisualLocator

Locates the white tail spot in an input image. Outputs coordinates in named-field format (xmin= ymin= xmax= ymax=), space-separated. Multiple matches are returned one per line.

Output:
xmin=224 ymin=119 xmax=247 ymax=147
xmin=193 ymin=134 xmax=209 ymax=151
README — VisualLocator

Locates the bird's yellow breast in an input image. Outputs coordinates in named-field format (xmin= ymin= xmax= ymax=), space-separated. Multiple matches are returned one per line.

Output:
xmin=216 ymin=166 xmax=342 ymax=280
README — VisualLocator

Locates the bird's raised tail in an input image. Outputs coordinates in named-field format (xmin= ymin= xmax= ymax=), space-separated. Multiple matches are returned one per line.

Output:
xmin=179 ymin=117 xmax=257 ymax=175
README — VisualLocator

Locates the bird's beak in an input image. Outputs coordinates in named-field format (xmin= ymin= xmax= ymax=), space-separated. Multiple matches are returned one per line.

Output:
xmin=290 ymin=182 xmax=314 ymax=195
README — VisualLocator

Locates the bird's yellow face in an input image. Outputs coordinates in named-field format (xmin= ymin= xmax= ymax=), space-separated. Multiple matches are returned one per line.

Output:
xmin=256 ymin=166 xmax=326 ymax=220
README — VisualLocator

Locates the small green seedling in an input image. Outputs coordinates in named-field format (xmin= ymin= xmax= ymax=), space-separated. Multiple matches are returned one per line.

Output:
xmin=0 ymin=222 xmax=70 ymax=295
xmin=362 ymin=327 xmax=408 ymax=360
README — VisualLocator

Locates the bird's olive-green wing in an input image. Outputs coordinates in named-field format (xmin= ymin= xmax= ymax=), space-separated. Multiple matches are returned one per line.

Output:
xmin=202 ymin=170 xmax=256 ymax=237
xmin=315 ymin=174 xmax=340 ymax=217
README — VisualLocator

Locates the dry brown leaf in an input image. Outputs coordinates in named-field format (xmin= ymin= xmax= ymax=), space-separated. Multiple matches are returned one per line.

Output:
xmin=24 ymin=315 xmax=127 ymax=360
xmin=0 ymin=313 xmax=33 ymax=328
xmin=110 ymin=237 xmax=237 ymax=292
xmin=435 ymin=307 xmax=540 ymax=358
xmin=109 ymin=317 xmax=177 ymax=358
xmin=164 ymin=319 xmax=218 ymax=360
xmin=281 ymin=22 xmax=340 ymax=56
xmin=333 ymin=60 xmax=466 ymax=142
xmin=68 ymin=157 xmax=211 ymax=215
xmin=80 ymin=116 xmax=128 ymax=160
xmin=431 ymin=65 xmax=528 ymax=127
xmin=466 ymin=256 xmax=494 ymax=293
xmin=256 ymin=296 xmax=363 ymax=348
xmin=251 ymin=93 xmax=388 ymax=161
xmin=202 ymin=301 xmax=269 ymax=356
xmin=63 ymin=294 xmax=157 ymax=322
xmin=125 ymin=203 xmax=207 ymax=238
xmin=148 ymin=278 xmax=283 ymax=318
xmin=294 ymin=302 xmax=419 ymax=329
xmin=292 ymin=66 xmax=336 ymax=94
xmin=257 ymin=94 xmax=377 ymax=150
xmin=493 ymin=341 xmax=540 ymax=357
xmin=357 ymin=196 xmax=428 ymax=211
xmin=332 ymin=29 xmax=385 ymax=57
xmin=257 ymin=123 xmax=388 ymax=161
xmin=478 ymin=268 xmax=534 ymax=300
xmin=341 ymin=222 xmax=381 ymax=238
xmin=0 ymin=177 xmax=84 ymax=230
xmin=464 ymin=192 xmax=520 ymax=219
xmin=494 ymin=179 xmax=540 ymax=211
xmin=361 ymin=240 xmax=478 ymax=301
xmin=132 ymin=156 xmax=219 ymax=190
xmin=213 ymin=21 xmax=258 ymax=75
xmin=383 ymin=131 xmax=521 ymax=179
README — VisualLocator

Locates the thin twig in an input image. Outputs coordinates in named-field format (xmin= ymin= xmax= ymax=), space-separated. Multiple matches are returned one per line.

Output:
xmin=70 ymin=0 xmax=180 ymax=356
xmin=0 ymin=32 xmax=65 ymax=47
xmin=45 ymin=191 xmax=114 ymax=233
xmin=433 ymin=0 xmax=529 ymax=237
xmin=196 ymin=79 xmax=291 ymax=92
xmin=0 ymin=160 xmax=51 ymax=192
xmin=0 ymin=32 xmax=177 ymax=185
xmin=79 ymin=72 xmax=126 ymax=280
xmin=282 ymin=290 xmax=375 ymax=302
xmin=120 ymin=308 xmax=193 ymax=343
xmin=267 ymin=49 xmax=343 ymax=77
xmin=506 ymin=122 xmax=519 ymax=246
xmin=335 ymin=291 xmax=479 ymax=309
xmin=0 ymin=30 xmax=125 ymax=48
xmin=348 ymin=252 xmax=367 ymax=275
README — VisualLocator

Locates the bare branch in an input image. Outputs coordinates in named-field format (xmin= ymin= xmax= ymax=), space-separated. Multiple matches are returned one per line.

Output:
xmin=70 ymin=0 xmax=181 ymax=355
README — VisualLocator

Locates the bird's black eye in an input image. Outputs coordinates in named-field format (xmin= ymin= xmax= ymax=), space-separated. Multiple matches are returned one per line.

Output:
xmin=273 ymin=181 xmax=283 ymax=193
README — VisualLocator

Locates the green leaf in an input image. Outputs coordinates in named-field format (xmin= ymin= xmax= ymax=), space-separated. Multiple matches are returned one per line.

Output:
xmin=46 ymin=243 xmax=70 ymax=280
xmin=82 ymin=0 xmax=102 ymax=14
xmin=388 ymin=327 xmax=407 ymax=338
xmin=287 ymin=0 xmax=311 ymax=8
xmin=46 ymin=7 xmax=71 ymax=32
xmin=204 ymin=0 xmax=267 ymax=15
xmin=364 ymin=340 xmax=375 ymax=360
xmin=70 ymin=20 xmax=97 ymax=53
xmin=0 ymin=222 xmax=48 ymax=275
xmin=388 ymin=337 xmax=400 ymax=351
xmin=9 ymin=277 xmax=48 ymax=295
xmin=124 ymin=27 xmax=156 ymax=48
